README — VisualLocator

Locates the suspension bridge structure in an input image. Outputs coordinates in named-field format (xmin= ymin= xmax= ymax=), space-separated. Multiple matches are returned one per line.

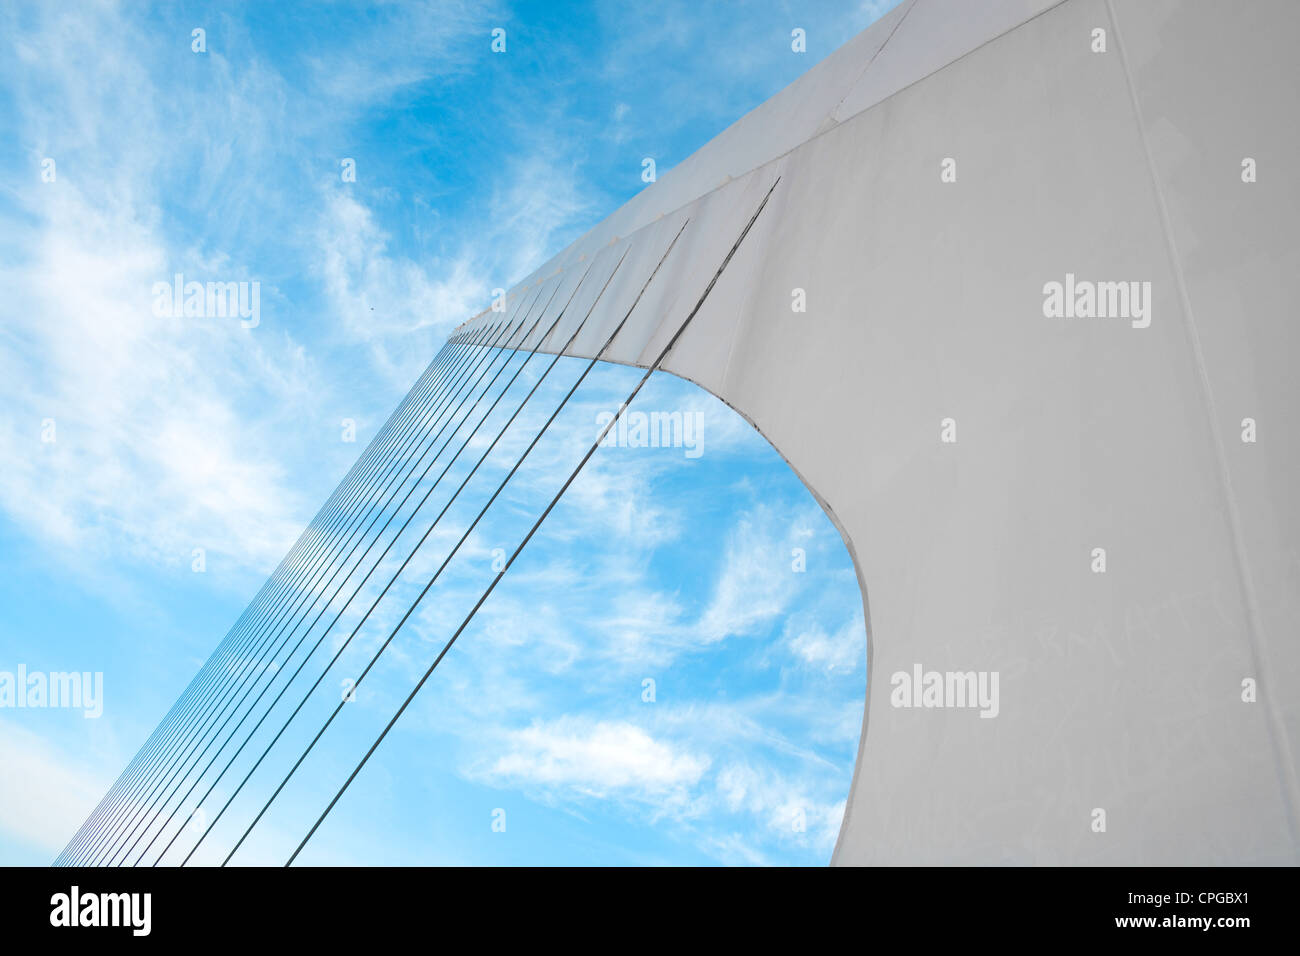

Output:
xmin=58 ymin=0 xmax=1299 ymax=866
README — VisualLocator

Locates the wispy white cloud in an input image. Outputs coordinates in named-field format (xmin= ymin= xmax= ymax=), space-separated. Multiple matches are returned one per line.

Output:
xmin=295 ymin=1 xmax=488 ymax=113
xmin=315 ymin=190 xmax=486 ymax=378
xmin=312 ymin=144 xmax=597 ymax=389
xmin=698 ymin=502 xmax=819 ymax=642
xmin=0 ymin=184 xmax=308 ymax=580
xmin=0 ymin=1 xmax=331 ymax=590
xmin=714 ymin=759 xmax=846 ymax=851
xmin=786 ymin=612 xmax=865 ymax=673
xmin=0 ymin=718 xmax=106 ymax=860
xmin=481 ymin=715 xmax=710 ymax=811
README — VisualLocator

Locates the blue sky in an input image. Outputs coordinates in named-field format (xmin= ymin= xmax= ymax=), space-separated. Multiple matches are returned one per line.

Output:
xmin=0 ymin=0 xmax=891 ymax=866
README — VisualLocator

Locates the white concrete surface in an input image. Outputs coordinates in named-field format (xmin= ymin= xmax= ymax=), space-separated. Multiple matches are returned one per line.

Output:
xmin=453 ymin=0 xmax=1300 ymax=864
